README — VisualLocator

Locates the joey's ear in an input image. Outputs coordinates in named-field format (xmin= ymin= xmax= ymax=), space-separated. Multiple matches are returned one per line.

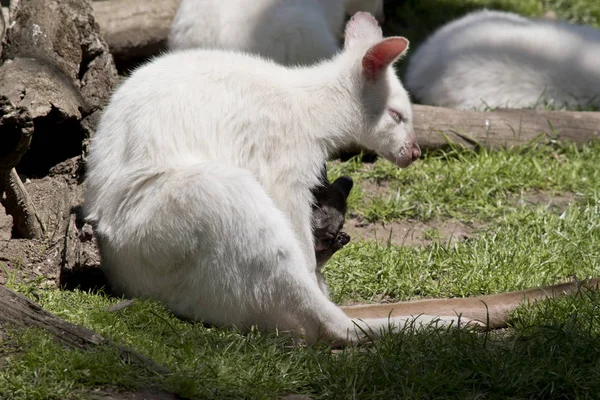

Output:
xmin=362 ymin=37 xmax=409 ymax=82
xmin=344 ymin=12 xmax=383 ymax=48
xmin=331 ymin=176 xmax=354 ymax=199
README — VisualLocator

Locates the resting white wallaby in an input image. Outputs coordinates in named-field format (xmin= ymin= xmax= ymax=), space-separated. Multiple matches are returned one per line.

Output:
xmin=169 ymin=0 xmax=384 ymax=66
xmin=85 ymin=12 xmax=595 ymax=345
xmin=404 ymin=9 xmax=600 ymax=110
xmin=85 ymin=13 xmax=436 ymax=345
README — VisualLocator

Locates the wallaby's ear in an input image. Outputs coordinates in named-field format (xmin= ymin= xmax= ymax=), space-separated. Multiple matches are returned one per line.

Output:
xmin=331 ymin=176 xmax=354 ymax=199
xmin=344 ymin=12 xmax=383 ymax=48
xmin=362 ymin=37 xmax=409 ymax=82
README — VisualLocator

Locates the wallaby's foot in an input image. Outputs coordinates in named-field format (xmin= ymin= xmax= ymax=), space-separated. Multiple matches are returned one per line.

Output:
xmin=316 ymin=231 xmax=350 ymax=253
xmin=335 ymin=231 xmax=350 ymax=248
xmin=315 ymin=232 xmax=351 ymax=266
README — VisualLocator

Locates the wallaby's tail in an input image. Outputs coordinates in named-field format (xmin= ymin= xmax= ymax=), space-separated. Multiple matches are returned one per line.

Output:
xmin=341 ymin=278 xmax=600 ymax=329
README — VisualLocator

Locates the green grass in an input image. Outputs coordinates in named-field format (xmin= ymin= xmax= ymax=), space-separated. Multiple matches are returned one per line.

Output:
xmin=325 ymin=200 xmax=600 ymax=303
xmin=3 ymin=144 xmax=600 ymax=400
xmin=330 ymin=142 xmax=600 ymax=223
xmin=3 ymin=281 xmax=600 ymax=399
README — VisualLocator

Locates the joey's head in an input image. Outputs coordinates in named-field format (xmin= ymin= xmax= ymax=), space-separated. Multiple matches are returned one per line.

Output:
xmin=343 ymin=12 xmax=420 ymax=168
xmin=312 ymin=176 xmax=353 ymax=267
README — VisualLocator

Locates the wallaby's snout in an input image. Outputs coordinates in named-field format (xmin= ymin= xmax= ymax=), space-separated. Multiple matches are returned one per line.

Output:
xmin=410 ymin=142 xmax=421 ymax=162
xmin=394 ymin=133 xmax=421 ymax=168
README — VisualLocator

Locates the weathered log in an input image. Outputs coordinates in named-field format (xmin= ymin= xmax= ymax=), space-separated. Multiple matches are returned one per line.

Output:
xmin=0 ymin=0 xmax=118 ymax=238
xmin=0 ymin=96 xmax=33 ymax=171
xmin=413 ymin=104 xmax=600 ymax=150
xmin=2 ymin=0 xmax=118 ymax=110
xmin=0 ymin=283 xmax=169 ymax=374
xmin=59 ymin=212 xmax=108 ymax=292
xmin=92 ymin=0 xmax=179 ymax=71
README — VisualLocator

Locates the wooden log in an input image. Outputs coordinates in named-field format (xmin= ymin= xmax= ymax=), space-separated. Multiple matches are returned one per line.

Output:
xmin=3 ymin=0 xmax=119 ymax=112
xmin=92 ymin=0 xmax=179 ymax=71
xmin=0 ymin=96 xmax=43 ymax=238
xmin=0 ymin=0 xmax=118 ymax=238
xmin=0 ymin=283 xmax=169 ymax=374
xmin=413 ymin=104 xmax=600 ymax=151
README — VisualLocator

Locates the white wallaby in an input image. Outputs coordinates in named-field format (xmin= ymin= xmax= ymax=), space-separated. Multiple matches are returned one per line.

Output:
xmin=85 ymin=12 xmax=596 ymax=345
xmin=85 ymin=12 xmax=440 ymax=345
xmin=169 ymin=0 xmax=384 ymax=66
xmin=404 ymin=9 xmax=600 ymax=110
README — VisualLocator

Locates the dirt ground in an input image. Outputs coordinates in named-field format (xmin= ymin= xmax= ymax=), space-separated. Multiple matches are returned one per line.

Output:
xmin=345 ymin=217 xmax=482 ymax=247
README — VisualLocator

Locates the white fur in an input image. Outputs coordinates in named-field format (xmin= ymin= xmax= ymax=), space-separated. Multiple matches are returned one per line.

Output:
xmin=85 ymin=13 xmax=432 ymax=345
xmin=169 ymin=0 xmax=384 ymax=66
xmin=404 ymin=9 xmax=600 ymax=110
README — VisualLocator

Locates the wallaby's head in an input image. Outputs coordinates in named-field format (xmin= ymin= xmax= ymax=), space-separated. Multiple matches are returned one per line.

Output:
xmin=345 ymin=0 xmax=384 ymax=23
xmin=343 ymin=12 xmax=420 ymax=168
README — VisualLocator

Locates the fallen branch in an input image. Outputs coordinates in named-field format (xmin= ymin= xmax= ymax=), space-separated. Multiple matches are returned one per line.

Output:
xmin=0 ymin=284 xmax=169 ymax=374
xmin=3 ymin=168 xmax=45 ymax=238
xmin=342 ymin=278 xmax=600 ymax=328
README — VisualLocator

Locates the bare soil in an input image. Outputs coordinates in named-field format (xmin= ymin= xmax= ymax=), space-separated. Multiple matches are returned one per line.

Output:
xmin=345 ymin=217 xmax=482 ymax=247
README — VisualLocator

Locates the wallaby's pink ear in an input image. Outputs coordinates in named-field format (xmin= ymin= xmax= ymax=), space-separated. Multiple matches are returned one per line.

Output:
xmin=362 ymin=37 xmax=409 ymax=82
xmin=344 ymin=12 xmax=383 ymax=48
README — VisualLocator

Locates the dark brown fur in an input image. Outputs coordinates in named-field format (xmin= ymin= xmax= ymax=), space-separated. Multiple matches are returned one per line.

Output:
xmin=311 ymin=168 xmax=353 ymax=267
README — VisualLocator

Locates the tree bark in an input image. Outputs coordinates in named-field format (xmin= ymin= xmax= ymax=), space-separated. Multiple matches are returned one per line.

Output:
xmin=0 ymin=283 xmax=169 ymax=374
xmin=0 ymin=0 xmax=118 ymax=238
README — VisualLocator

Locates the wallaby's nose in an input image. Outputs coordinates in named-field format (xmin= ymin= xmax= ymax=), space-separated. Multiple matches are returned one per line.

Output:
xmin=411 ymin=145 xmax=421 ymax=161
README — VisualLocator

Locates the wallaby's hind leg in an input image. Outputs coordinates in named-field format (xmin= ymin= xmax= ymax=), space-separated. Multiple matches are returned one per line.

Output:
xmin=95 ymin=163 xmax=366 ymax=344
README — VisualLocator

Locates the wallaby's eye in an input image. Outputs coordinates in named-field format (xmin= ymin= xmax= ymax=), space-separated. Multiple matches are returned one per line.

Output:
xmin=388 ymin=109 xmax=403 ymax=124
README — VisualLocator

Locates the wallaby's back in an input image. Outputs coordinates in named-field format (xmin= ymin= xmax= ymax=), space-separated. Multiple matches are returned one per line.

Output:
xmin=405 ymin=9 xmax=600 ymax=110
xmin=169 ymin=0 xmax=383 ymax=66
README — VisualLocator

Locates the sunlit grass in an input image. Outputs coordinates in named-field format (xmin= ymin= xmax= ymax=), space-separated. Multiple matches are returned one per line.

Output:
xmin=329 ymin=142 xmax=600 ymax=222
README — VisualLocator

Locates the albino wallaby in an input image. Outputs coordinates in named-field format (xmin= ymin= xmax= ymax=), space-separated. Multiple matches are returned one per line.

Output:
xmin=169 ymin=0 xmax=384 ymax=66
xmin=85 ymin=12 xmax=596 ymax=345
xmin=404 ymin=9 xmax=600 ymax=110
